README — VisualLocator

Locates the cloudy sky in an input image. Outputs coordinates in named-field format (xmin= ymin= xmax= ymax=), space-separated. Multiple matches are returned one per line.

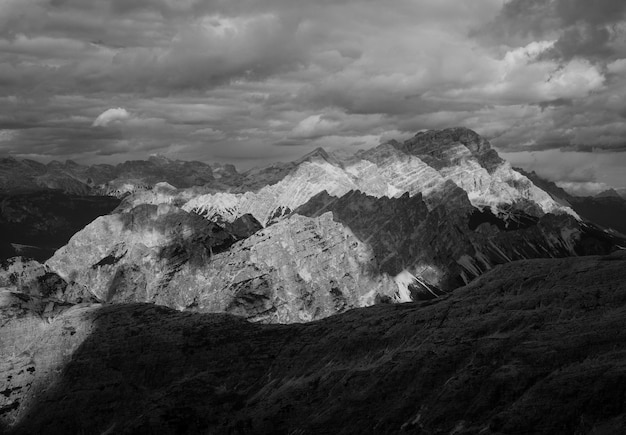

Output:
xmin=1 ymin=0 xmax=625 ymax=193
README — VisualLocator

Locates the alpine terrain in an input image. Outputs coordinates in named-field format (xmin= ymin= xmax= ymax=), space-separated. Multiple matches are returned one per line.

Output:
xmin=1 ymin=127 xmax=625 ymax=434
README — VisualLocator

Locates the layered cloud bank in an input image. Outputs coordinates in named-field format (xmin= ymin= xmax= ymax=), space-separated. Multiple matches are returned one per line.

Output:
xmin=0 ymin=0 xmax=625 ymax=191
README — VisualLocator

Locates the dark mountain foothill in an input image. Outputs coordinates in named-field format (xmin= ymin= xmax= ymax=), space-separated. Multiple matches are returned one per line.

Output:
xmin=0 ymin=191 xmax=121 ymax=261
xmin=2 ymin=252 xmax=626 ymax=434
xmin=517 ymin=168 xmax=626 ymax=236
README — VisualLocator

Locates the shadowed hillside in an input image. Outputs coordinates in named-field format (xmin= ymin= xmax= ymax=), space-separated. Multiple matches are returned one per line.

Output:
xmin=2 ymin=251 xmax=626 ymax=434
xmin=0 ymin=191 xmax=120 ymax=261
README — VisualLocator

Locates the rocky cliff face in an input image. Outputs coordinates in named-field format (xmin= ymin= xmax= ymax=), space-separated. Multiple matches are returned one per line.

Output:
xmin=295 ymin=188 xmax=611 ymax=291
xmin=2 ymin=252 xmax=626 ymax=434
xmin=43 ymin=187 xmax=620 ymax=324
xmin=39 ymin=128 xmax=624 ymax=324
xmin=0 ymin=257 xmax=102 ymax=304
xmin=126 ymin=128 xmax=573 ymax=229
xmin=45 ymin=204 xmax=260 ymax=303
xmin=393 ymin=128 xmax=572 ymax=216
xmin=45 ymin=205 xmax=400 ymax=323
xmin=2 ymin=127 xmax=626 ymax=433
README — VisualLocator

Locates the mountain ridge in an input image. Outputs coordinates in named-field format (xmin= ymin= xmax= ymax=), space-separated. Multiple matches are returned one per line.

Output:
xmin=1 ymin=127 xmax=614 ymax=324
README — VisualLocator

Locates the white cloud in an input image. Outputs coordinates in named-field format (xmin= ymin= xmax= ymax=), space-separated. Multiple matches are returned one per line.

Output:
xmin=290 ymin=114 xmax=340 ymax=139
xmin=556 ymin=181 xmax=611 ymax=197
xmin=607 ymin=58 xmax=626 ymax=74
xmin=92 ymin=107 xmax=131 ymax=127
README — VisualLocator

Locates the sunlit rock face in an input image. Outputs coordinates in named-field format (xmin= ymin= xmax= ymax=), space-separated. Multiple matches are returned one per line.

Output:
xmin=39 ymin=127 xmax=624 ymax=324
xmin=46 ymin=204 xmax=253 ymax=304
xmin=45 ymin=206 xmax=401 ymax=323
xmin=44 ymin=188 xmax=617 ymax=325
xmin=122 ymin=128 xmax=574 ymax=227
xmin=171 ymin=212 xmax=400 ymax=323
xmin=182 ymin=151 xmax=393 ymax=226
xmin=393 ymin=128 xmax=574 ymax=217
xmin=294 ymin=189 xmax=592 ymax=292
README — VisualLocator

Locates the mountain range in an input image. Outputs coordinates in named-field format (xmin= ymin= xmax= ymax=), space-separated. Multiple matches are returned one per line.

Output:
xmin=1 ymin=127 xmax=626 ymax=433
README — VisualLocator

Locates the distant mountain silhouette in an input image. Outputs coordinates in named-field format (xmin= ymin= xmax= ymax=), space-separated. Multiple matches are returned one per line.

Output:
xmin=517 ymin=168 xmax=626 ymax=236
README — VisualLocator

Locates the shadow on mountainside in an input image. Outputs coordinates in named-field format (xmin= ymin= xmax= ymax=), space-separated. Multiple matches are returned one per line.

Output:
xmin=5 ymin=252 xmax=626 ymax=434
xmin=45 ymin=204 xmax=263 ymax=305
xmin=0 ymin=191 xmax=121 ymax=261
xmin=294 ymin=189 xmax=625 ymax=292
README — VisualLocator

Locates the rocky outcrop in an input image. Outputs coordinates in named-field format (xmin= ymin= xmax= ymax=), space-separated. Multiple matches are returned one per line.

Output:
xmin=0 ymin=257 xmax=96 ymax=304
xmin=45 ymin=204 xmax=261 ymax=304
xmin=121 ymin=128 xmax=574 ymax=229
xmin=172 ymin=212 xmax=399 ymax=323
xmin=41 ymin=127 xmax=625 ymax=324
xmin=295 ymin=189 xmax=616 ymax=291
xmin=45 ymin=205 xmax=400 ymax=323
xmin=397 ymin=127 xmax=503 ymax=172
xmin=44 ymin=187 xmax=622 ymax=325
xmin=393 ymin=128 xmax=573 ymax=217
xmin=2 ymin=252 xmax=626 ymax=434
xmin=181 ymin=152 xmax=394 ymax=226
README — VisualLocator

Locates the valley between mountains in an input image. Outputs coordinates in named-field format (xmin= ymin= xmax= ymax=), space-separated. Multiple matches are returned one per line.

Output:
xmin=1 ymin=127 xmax=626 ymax=434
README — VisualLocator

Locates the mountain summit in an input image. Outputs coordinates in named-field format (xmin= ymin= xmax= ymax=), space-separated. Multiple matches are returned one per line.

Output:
xmin=11 ymin=127 xmax=617 ymax=324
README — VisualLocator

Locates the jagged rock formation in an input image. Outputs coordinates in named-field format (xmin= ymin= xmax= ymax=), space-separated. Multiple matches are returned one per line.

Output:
xmin=46 ymin=206 xmax=400 ymax=322
xmin=46 ymin=204 xmax=262 ymax=304
xmin=295 ymin=189 xmax=615 ymax=291
xmin=40 ymin=128 xmax=625 ymax=323
xmin=596 ymin=188 xmax=622 ymax=199
xmin=0 ymin=257 xmax=97 ymax=303
xmin=44 ymin=190 xmax=620 ymax=323
xmin=392 ymin=128 xmax=570 ymax=216
xmin=2 ymin=252 xmax=626 ymax=434
xmin=127 ymin=128 xmax=573 ymax=228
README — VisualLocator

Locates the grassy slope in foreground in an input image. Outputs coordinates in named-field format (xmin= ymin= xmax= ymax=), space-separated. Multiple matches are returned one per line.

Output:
xmin=2 ymin=251 xmax=626 ymax=434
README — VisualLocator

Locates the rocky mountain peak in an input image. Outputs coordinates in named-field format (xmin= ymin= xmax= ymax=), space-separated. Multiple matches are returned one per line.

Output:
xmin=64 ymin=159 xmax=80 ymax=167
xmin=596 ymin=188 xmax=621 ymax=199
xmin=396 ymin=127 xmax=503 ymax=172
xmin=46 ymin=160 xmax=64 ymax=169
xmin=294 ymin=146 xmax=337 ymax=166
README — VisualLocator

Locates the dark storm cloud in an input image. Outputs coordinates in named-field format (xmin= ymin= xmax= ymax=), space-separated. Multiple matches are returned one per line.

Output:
xmin=537 ymin=98 xmax=573 ymax=110
xmin=0 ymin=0 xmax=624 ymax=188
xmin=554 ymin=0 xmax=626 ymax=26
xmin=540 ymin=24 xmax=614 ymax=61
xmin=479 ymin=0 xmax=626 ymax=62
